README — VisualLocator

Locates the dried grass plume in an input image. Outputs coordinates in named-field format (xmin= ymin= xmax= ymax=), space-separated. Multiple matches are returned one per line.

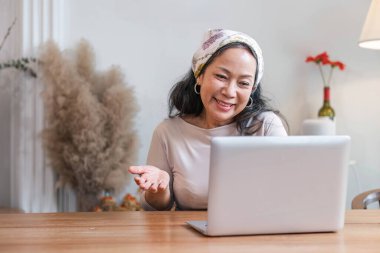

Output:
xmin=39 ymin=40 xmax=139 ymax=211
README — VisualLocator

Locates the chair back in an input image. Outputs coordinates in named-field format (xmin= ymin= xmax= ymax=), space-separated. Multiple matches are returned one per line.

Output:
xmin=352 ymin=189 xmax=380 ymax=209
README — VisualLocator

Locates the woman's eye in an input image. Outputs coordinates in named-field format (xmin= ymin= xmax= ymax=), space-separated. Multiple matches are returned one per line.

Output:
xmin=240 ymin=82 xmax=251 ymax=86
xmin=215 ymin=74 xmax=227 ymax=80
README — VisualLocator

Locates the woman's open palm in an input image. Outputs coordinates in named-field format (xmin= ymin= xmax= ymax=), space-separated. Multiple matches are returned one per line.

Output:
xmin=128 ymin=165 xmax=170 ymax=193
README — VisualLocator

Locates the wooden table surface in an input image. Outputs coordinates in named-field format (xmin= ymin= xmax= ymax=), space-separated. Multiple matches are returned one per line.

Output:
xmin=0 ymin=210 xmax=379 ymax=253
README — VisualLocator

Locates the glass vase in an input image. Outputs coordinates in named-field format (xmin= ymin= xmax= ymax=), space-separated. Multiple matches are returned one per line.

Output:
xmin=318 ymin=86 xmax=335 ymax=121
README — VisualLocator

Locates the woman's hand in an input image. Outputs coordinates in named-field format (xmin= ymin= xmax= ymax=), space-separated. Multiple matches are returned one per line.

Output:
xmin=128 ymin=165 xmax=170 ymax=193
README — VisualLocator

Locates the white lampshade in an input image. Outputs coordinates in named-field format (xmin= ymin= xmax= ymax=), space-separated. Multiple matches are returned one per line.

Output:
xmin=359 ymin=0 xmax=380 ymax=50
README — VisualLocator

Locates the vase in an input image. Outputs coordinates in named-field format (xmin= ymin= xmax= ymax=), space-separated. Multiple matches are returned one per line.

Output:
xmin=77 ymin=191 xmax=100 ymax=212
xmin=318 ymin=86 xmax=335 ymax=121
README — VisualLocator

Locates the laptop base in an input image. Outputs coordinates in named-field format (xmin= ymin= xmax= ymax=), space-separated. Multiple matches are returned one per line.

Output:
xmin=187 ymin=220 xmax=208 ymax=235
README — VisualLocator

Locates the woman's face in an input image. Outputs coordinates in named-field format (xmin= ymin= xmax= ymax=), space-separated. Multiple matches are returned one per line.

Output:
xmin=196 ymin=47 xmax=257 ymax=128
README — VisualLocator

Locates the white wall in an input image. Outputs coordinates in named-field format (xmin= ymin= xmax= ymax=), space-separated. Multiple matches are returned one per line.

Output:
xmin=57 ymin=0 xmax=380 ymax=208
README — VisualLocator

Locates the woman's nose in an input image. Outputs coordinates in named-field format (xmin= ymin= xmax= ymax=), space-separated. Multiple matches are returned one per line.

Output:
xmin=222 ymin=81 xmax=237 ymax=97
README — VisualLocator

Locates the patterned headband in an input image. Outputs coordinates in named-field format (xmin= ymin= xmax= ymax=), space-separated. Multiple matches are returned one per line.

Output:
xmin=191 ymin=29 xmax=264 ymax=87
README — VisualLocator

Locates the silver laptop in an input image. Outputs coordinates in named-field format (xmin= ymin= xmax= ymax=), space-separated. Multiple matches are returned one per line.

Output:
xmin=187 ymin=136 xmax=351 ymax=236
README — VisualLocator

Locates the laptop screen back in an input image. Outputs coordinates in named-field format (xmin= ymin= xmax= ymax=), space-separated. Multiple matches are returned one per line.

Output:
xmin=207 ymin=136 xmax=350 ymax=236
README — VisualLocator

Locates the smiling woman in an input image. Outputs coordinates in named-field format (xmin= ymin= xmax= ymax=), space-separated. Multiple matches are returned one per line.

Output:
xmin=128 ymin=29 xmax=288 ymax=211
xmin=194 ymin=47 xmax=257 ymax=128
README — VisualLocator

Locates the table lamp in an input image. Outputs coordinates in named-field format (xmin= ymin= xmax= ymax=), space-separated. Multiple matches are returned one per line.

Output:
xmin=359 ymin=0 xmax=380 ymax=49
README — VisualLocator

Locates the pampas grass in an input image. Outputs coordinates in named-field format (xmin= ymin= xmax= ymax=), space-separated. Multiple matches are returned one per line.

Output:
xmin=39 ymin=40 xmax=138 ymax=211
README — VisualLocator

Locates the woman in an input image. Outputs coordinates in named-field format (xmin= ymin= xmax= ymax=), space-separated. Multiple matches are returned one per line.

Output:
xmin=129 ymin=29 xmax=287 ymax=210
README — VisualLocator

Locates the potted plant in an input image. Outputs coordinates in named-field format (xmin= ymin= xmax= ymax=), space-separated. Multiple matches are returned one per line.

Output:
xmin=39 ymin=40 xmax=139 ymax=211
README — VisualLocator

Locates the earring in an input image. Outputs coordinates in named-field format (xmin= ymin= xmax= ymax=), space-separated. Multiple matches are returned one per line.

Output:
xmin=194 ymin=83 xmax=201 ymax=95
xmin=246 ymin=97 xmax=253 ymax=108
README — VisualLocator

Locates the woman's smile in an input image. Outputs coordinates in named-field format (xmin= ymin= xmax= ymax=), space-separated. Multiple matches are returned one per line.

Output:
xmin=214 ymin=98 xmax=235 ymax=112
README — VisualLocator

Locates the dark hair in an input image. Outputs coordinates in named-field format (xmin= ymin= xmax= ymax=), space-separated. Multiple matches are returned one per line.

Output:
xmin=168 ymin=42 xmax=288 ymax=135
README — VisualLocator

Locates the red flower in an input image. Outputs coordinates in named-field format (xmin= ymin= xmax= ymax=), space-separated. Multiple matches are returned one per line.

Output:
xmin=305 ymin=56 xmax=316 ymax=62
xmin=316 ymin=52 xmax=329 ymax=64
xmin=330 ymin=61 xmax=345 ymax=70
xmin=305 ymin=52 xmax=345 ymax=87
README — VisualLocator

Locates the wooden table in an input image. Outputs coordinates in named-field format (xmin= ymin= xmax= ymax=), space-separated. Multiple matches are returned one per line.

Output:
xmin=0 ymin=208 xmax=23 ymax=213
xmin=0 ymin=210 xmax=379 ymax=253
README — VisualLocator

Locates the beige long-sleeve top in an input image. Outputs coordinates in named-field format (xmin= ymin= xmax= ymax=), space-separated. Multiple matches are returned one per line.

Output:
xmin=141 ymin=111 xmax=287 ymax=210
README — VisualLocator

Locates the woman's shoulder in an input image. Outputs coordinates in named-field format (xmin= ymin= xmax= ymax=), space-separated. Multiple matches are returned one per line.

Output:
xmin=153 ymin=116 xmax=188 ymax=136
xmin=253 ymin=111 xmax=288 ymax=136
xmin=256 ymin=111 xmax=283 ymax=124
xmin=154 ymin=117 xmax=180 ymax=130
